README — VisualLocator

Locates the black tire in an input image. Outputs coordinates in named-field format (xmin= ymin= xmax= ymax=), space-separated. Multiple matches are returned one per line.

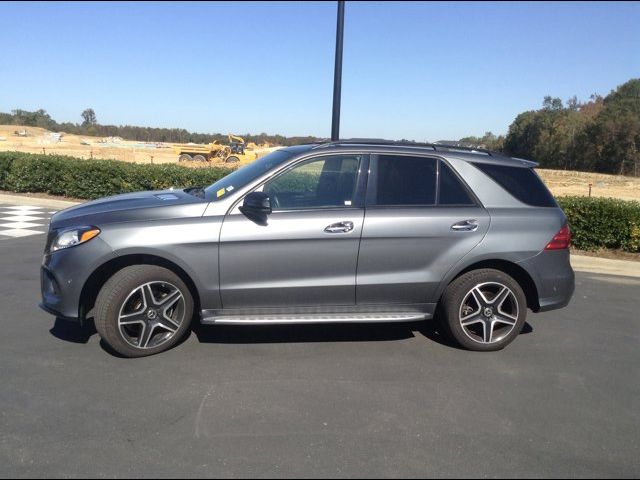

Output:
xmin=225 ymin=155 xmax=240 ymax=163
xmin=178 ymin=154 xmax=192 ymax=162
xmin=438 ymin=269 xmax=527 ymax=352
xmin=94 ymin=265 xmax=194 ymax=358
xmin=192 ymin=154 xmax=207 ymax=162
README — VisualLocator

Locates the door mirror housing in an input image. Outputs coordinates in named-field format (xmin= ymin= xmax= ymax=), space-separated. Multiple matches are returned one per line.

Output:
xmin=240 ymin=191 xmax=272 ymax=224
xmin=241 ymin=191 xmax=272 ymax=215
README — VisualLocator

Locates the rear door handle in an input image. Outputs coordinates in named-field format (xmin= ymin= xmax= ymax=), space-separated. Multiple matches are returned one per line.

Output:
xmin=451 ymin=219 xmax=479 ymax=232
xmin=324 ymin=221 xmax=354 ymax=234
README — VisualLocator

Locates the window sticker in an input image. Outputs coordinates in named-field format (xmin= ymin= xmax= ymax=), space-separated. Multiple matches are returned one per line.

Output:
xmin=216 ymin=188 xmax=226 ymax=198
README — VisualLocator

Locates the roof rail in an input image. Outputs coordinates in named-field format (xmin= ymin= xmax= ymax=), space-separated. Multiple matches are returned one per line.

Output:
xmin=311 ymin=138 xmax=495 ymax=156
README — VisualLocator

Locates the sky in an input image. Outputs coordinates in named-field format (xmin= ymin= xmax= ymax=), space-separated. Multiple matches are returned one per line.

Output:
xmin=0 ymin=1 xmax=639 ymax=141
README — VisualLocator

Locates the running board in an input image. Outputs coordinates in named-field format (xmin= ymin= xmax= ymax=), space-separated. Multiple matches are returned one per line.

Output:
xmin=201 ymin=312 xmax=430 ymax=325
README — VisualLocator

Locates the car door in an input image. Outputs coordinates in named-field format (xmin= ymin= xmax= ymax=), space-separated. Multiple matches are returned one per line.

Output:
xmin=219 ymin=153 xmax=368 ymax=309
xmin=356 ymin=154 xmax=490 ymax=305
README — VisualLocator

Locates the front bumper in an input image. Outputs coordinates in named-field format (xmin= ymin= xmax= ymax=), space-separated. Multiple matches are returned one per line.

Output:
xmin=40 ymin=237 xmax=116 ymax=321
xmin=38 ymin=301 xmax=78 ymax=322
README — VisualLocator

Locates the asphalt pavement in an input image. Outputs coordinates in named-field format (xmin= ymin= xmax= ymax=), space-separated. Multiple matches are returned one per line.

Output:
xmin=1 ymin=233 xmax=639 ymax=478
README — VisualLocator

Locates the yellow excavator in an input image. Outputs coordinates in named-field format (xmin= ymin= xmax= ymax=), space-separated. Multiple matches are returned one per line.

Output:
xmin=174 ymin=134 xmax=247 ymax=164
xmin=228 ymin=134 xmax=246 ymax=156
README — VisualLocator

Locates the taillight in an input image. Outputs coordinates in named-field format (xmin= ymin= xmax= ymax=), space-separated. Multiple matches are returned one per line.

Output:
xmin=545 ymin=224 xmax=571 ymax=250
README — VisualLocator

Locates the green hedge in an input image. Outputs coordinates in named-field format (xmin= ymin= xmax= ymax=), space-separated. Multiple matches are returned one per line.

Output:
xmin=557 ymin=196 xmax=640 ymax=253
xmin=0 ymin=151 xmax=233 ymax=199
xmin=1 ymin=152 xmax=639 ymax=253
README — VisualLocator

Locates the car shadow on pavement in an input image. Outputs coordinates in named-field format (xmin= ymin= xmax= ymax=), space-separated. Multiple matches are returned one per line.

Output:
xmin=193 ymin=320 xmax=533 ymax=350
xmin=192 ymin=320 xmax=453 ymax=347
xmin=415 ymin=321 xmax=465 ymax=349
xmin=193 ymin=322 xmax=412 ymax=345
xmin=49 ymin=316 xmax=533 ymax=352
xmin=49 ymin=317 xmax=97 ymax=344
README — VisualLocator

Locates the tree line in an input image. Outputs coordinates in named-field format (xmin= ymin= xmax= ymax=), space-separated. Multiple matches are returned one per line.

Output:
xmin=433 ymin=79 xmax=640 ymax=176
xmin=500 ymin=78 xmax=638 ymax=176
xmin=2 ymin=77 xmax=638 ymax=175
xmin=0 ymin=109 xmax=323 ymax=147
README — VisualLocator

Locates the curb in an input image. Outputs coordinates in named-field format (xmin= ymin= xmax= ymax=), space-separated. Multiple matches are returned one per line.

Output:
xmin=571 ymin=255 xmax=639 ymax=279
xmin=0 ymin=193 xmax=80 ymax=210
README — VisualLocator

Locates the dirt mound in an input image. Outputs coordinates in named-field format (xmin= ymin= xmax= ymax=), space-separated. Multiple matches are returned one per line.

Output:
xmin=538 ymin=169 xmax=640 ymax=201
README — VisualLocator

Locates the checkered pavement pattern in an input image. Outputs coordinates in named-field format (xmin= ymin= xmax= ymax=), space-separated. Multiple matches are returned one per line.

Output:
xmin=0 ymin=204 xmax=56 ymax=240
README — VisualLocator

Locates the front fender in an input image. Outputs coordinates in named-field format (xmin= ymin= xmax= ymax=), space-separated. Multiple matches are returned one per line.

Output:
xmin=98 ymin=216 xmax=224 ymax=310
xmin=111 ymin=245 xmax=220 ymax=310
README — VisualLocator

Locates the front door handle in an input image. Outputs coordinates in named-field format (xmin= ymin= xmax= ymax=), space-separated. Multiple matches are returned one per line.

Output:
xmin=451 ymin=219 xmax=479 ymax=232
xmin=324 ymin=221 xmax=354 ymax=234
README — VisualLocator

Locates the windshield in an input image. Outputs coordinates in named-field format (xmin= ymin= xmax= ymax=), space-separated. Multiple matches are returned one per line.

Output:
xmin=204 ymin=149 xmax=295 ymax=201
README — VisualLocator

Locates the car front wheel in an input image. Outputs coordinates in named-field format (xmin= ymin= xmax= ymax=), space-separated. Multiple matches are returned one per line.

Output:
xmin=94 ymin=265 xmax=194 ymax=357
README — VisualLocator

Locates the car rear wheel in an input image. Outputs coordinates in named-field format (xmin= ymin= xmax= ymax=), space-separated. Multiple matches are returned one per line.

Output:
xmin=94 ymin=265 xmax=194 ymax=357
xmin=192 ymin=154 xmax=207 ymax=162
xmin=178 ymin=154 xmax=192 ymax=162
xmin=439 ymin=269 xmax=527 ymax=351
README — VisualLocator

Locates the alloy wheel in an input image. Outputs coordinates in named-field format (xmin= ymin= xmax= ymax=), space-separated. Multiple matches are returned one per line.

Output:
xmin=458 ymin=282 xmax=519 ymax=344
xmin=117 ymin=281 xmax=186 ymax=349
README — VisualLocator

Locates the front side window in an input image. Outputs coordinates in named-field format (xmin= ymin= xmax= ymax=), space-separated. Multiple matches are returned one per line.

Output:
xmin=370 ymin=155 xmax=438 ymax=206
xmin=263 ymin=155 xmax=362 ymax=210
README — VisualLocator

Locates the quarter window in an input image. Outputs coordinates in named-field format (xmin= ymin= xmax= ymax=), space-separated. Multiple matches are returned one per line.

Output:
xmin=473 ymin=162 xmax=557 ymax=207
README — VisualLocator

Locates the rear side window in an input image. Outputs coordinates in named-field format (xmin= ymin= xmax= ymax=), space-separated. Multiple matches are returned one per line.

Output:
xmin=372 ymin=155 xmax=437 ymax=206
xmin=473 ymin=163 xmax=557 ymax=207
xmin=439 ymin=161 xmax=476 ymax=206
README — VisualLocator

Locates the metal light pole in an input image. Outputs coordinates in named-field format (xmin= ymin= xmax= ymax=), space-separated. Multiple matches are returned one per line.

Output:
xmin=331 ymin=1 xmax=345 ymax=141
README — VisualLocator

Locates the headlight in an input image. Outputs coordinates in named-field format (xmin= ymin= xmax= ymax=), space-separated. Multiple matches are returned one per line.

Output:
xmin=49 ymin=226 xmax=101 ymax=253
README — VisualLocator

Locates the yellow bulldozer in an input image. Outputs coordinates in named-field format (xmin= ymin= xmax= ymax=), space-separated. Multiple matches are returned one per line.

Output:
xmin=174 ymin=134 xmax=249 ymax=164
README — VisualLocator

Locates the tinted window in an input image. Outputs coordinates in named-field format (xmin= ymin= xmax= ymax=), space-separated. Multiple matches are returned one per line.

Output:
xmin=439 ymin=161 xmax=475 ymax=206
xmin=264 ymin=155 xmax=361 ymax=210
xmin=473 ymin=163 xmax=557 ymax=207
xmin=373 ymin=155 xmax=437 ymax=206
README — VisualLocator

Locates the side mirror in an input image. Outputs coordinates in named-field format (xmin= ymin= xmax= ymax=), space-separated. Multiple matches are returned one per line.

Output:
xmin=240 ymin=192 xmax=272 ymax=224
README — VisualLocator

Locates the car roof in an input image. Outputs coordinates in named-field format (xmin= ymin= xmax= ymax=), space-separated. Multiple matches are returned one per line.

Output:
xmin=283 ymin=140 xmax=537 ymax=168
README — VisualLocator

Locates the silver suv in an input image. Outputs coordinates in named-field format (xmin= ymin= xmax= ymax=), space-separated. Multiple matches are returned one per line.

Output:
xmin=40 ymin=141 xmax=575 ymax=357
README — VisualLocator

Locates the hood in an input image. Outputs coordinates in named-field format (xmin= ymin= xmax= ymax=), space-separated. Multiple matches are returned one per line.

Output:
xmin=50 ymin=189 xmax=209 ymax=229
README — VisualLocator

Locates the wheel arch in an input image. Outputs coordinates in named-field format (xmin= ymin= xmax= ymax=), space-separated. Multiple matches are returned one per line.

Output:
xmin=438 ymin=259 xmax=540 ymax=312
xmin=79 ymin=253 xmax=202 ymax=320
